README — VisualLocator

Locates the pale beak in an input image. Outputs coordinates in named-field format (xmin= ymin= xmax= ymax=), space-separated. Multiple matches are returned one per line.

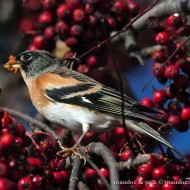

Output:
xmin=3 ymin=55 xmax=21 ymax=73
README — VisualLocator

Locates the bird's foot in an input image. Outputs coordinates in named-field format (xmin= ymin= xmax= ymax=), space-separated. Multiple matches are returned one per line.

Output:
xmin=56 ymin=141 xmax=86 ymax=164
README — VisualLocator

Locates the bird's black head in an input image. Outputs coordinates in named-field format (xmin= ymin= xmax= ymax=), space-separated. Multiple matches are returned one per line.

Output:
xmin=16 ymin=50 xmax=62 ymax=77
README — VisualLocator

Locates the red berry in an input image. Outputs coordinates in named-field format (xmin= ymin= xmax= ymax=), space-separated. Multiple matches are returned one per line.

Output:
xmin=167 ymin=13 xmax=182 ymax=27
xmin=32 ymin=175 xmax=42 ymax=188
xmin=33 ymin=35 xmax=45 ymax=49
xmin=152 ymin=63 xmax=165 ymax=78
xmin=174 ymin=165 xmax=184 ymax=176
xmin=26 ymin=158 xmax=42 ymax=173
xmin=111 ymin=1 xmax=128 ymax=14
xmin=164 ymin=84 xmax=177 ymax=99
xmin=180 ymin=107 xmax=190 ymax=120
xmin=0 ymin=163 xmax=9 ymax=177
xmin=15 ymin=124 xmax=26 ymax=138
xmin=15 ymin=137 xmax=24 ymax=148
xmin=176 ymin=41 xmax=187 ymax=55
xmin=99 ymin=168 xmax=109 ymax=178
xmin=153 ymin=90 xmax=167 ymax=105
xmin=44 ymin=26 xmax=55 ymax=39
xmin=77 ymin=64 xmax=89 ymax=73
xmin=84 ymin=167 xmax=97 ymax=180
xmin=137 ymin=164 xmax=153 ymax=178
xmin=155 ymin=31 xmax=168 ymax=45
xmin=86 ymin=55 xmax=97 ymax=67
xmin=85 ymin=3 xmax=94 ymax=14
xmin=127 ymin=0 xmax=140 ymax=16
xmin=0 ymin=178 xmax=16 ymax=190
xmin=73 ymin=9 xmax=85 ymax=22
xmin=60 ymin=170 xmax=69 ymax=182
xmin=63 ymin=51 xmax=75 ymax=59
xmin=132 ymin=175 xmax=145 ymax=189
xmin=0 ymin=134 xmax=14 ymax=149
xmin=107 ymin=17 xmax=116 ymax=30
xmin=18 ymin=176 xmax=33 ymax=190
xmin=120 ymin=149 xmax=133 ymax=161
xmin=152 ymin=50 xmax=166 ymax=62
xmin=66 ymin=0 xmax=82 ymax=10
xmin=65 ymin=37 xmax=78 ymax=47
xmin=55 ymin=21 xmax=69 ymax=35
xmin=19 ymin=19 xmax=34 ymax=33
xmin=162 ymin=183 xmax=177 ymax=190
xmin=145 ymin=180 xmax=161 ymax=190
xmin=172 ymin=175 xmax=181 ymax=181
xmin=27 ymin=44 xmax=38 ymax=50
xmin=56 ymin=4 xmax=70 ymax=19
xmin=168 ymin=101 xmax=181 ymax=114
xmin=70 ymin=24 xmax=83 ymax=36
xmin=41 ymin=0 xmax=55 ymax=9
xmin=167 ymin=115 xmax=181 ymax=127
xmin=114 ymin=128 xmax=125 ymax=137
xmin=53 ymin=171 xmax=64 ymax=185
xmin=140 ymin=98 xmax=154 ymax=108
xmin=85 ymin=15 xmax=97 ymax=28
xmin=164 ymin=65 xmax=179 ymax=79
xmin=174 ymin=75 xmax=188 ymax=89
xmin=152 ymin=166 xmax=167 ymax=179
xmin=38 ymin=11 xmax=52 ymax=25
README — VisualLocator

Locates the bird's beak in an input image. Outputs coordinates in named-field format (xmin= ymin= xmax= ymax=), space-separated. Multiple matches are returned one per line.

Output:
xmin=3 ymin=55 xmax=21 ymax=73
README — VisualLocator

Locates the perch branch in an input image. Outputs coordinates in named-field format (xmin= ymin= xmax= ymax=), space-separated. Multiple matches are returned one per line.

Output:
xmin=69 ymin=155 xmax=82 ymax=190
xmin=85 ymin=142 xmax=120 ymax=190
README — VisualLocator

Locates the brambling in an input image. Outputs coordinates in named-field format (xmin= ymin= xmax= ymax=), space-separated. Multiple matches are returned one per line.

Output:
xmin=3 ymin=50 xmax=181 ymax=156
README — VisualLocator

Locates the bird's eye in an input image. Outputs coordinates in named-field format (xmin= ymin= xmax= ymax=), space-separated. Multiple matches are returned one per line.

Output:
xmin=21 ymin=54 xmax=32 ymax=62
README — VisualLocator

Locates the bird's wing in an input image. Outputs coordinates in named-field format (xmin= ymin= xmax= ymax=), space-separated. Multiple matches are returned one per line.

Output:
xmin=41 ymin=67 xmax=161 ymax=123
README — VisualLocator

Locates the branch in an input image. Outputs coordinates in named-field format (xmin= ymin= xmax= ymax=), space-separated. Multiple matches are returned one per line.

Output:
xmin=77 ymin=181 xmax=90 ymax=190
xmin=69 ymin=156 xmax=82 ymax=190
xmin=1 ymin=107 xmax=59 ymax=140
xmin=133 ymin=0 xmax=190 ymax=32
xmin=85 ymin=142 xmax=119 ymax=190
xmin=116 ymin=153 xmax=160 ymax=171
xmin=129 ymin=45 xmax=164 ymax=65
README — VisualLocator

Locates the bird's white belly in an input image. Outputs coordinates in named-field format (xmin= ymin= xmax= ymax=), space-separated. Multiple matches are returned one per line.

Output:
xmin=42 ymin=102 xmax=118 ymax=132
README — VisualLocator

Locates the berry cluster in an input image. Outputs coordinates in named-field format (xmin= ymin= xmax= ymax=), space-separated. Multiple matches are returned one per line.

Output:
xmin=131 ymin=154 xmax=190 ymax=190
xmin=0 ymin=108 xmax=70 ymax=189
xmin=20 ymin=0 xmax=140 ymax=73
xmin=1 ymin=109 xmax=189 ymax=190
xmin=141 ymin=13 xmax=190 ymax=132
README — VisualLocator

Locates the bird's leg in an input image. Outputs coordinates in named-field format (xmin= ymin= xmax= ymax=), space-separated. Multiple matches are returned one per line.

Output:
xmin=56 ymin=124 xmax=90 ymax=162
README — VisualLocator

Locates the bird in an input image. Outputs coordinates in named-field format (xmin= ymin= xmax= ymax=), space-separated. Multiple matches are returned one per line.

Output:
xmin=3 ymin=50 xmax=181 ymax=156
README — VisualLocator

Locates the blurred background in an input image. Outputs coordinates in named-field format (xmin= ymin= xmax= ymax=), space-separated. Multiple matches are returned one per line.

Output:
xmin=0 ymin=0 xmax=189 ymax=156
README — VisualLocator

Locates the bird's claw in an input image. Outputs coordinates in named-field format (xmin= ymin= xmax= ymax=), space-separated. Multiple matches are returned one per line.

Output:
xmin=56 ymin=146 xmax=86 ymax=165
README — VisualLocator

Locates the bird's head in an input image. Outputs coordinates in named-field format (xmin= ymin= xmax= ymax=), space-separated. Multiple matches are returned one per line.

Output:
xmin=3 ymin=50 xmax=62 ymax=78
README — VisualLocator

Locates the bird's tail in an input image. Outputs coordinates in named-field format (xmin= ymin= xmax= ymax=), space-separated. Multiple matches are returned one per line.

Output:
xmin=125 ymin=120 xmax=182 ymax=157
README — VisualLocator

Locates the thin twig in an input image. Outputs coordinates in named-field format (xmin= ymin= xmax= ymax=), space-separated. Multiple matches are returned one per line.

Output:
xmin=108 ymin=42 xmax=134 ymax=153
xmin=1 ymin=107 xmax=59 ymax=140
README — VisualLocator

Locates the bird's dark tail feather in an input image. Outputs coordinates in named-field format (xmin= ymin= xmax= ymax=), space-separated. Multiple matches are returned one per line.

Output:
xmin=125 ymin=120 xmax=183 ymax=157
